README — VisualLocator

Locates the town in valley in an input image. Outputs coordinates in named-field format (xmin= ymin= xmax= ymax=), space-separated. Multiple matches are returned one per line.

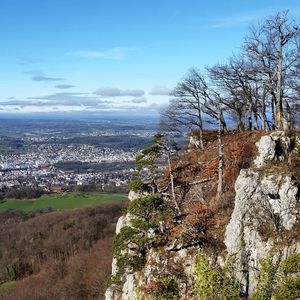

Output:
xmin=0 ymin=116 xmax=160 ymax=195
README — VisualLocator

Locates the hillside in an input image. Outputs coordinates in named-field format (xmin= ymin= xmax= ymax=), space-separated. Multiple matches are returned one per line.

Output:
xmin=105 ymin=130 xmax=300 ymax=300
xmin=0 ymin=203 xmax=123 ymax=300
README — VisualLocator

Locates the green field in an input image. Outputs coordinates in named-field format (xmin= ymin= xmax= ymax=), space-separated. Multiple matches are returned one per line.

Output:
xmin=0 ymin=192 xmax=128 ymax=212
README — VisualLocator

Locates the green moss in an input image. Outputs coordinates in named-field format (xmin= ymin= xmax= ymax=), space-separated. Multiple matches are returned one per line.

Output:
xmin=274 ymin=277 xmax=300 ymax=300
xmin=252 ymin=256 xmax=279 ymax=300
xmin=281 ymin=253 xmax=300 ymax=274
xmin=194 ymin=254 xmax=242 ymax=300
xmin=252 ymin=253 xmax=300 ymax=300
xmin=139 ymin=276 xmax=179 ymax=300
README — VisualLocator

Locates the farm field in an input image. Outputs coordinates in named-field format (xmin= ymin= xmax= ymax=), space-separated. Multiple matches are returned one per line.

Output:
xmin=0 ymin=192 xmax=127 ymax=211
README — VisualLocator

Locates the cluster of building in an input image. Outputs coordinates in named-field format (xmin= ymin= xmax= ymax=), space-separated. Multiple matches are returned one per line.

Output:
xmin=0 ymin=143 xmax=137 ymax=191
xmin=0 ymin=144 xmax=136 ymax=169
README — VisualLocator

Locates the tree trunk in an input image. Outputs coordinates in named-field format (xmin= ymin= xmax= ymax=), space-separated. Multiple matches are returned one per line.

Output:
xmin=217 ymin=106 xmax=224 ymax=199
xmin=167 ymin=152 xmax=181 ymax=214
xmin=271 ymin=95 xmax=276 ymax=130
xmin=220 ymin=110 xmax=228 ymax=133
xmin=247 ymin=102 xmax=253 ymax=131
xmin=197 ymin=101 xmax=204 ymax=149
xmin=268 ymin=76 xmax=277 ymax=130
xmin=286 ymin=102 xmax=292 ymax=130
xmin=253 ymin=103 xmax=259 ymax=130
xmin=198 ymin=128 xmax=204 ymax=149
xmin=237 ymin=110 xmax=245 ymax=131
xmin=261 ymin=82 xmax=267 ymax=131
xmin=276 ymin=46 xmax=284 ymax=130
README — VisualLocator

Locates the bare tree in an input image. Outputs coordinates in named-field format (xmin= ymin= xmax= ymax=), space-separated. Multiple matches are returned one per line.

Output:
xmin=244 ymin=10 xmax=300 ymax=130
xmin=162 ymin=11 xmax=300 ymax=134
xmin=208 ymin=56 xmax=257 ymax=131
xmin=161 ymin=68 xmax=208 ymax=149
xmin=161 ymin=68 xmax=228 ymax=149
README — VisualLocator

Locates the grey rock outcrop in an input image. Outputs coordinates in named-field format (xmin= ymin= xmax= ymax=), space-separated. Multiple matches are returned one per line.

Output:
xmin=116 ymin=216 xmax=129 ymax=235
xmin=128 ymin=190 xmax=141 ymax=202
xmin=188 ymin=135 xmax=202 ymax=149
xmin=225 ymin=133 xmax=299 ymax=295
xmin=105 ymin=191 xmax=140 ymax=300
xmin=105 ymin=286 xmax=117 ymax=300
xmin=254 ymin=135 xmax=276 ymax=167
xmin=122 ymin=274 xmax=137 ymax=300
xmin=254 ymin=131 xmax=292 ymax=167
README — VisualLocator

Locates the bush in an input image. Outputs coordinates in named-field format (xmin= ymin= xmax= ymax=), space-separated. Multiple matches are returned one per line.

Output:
xmin=252 ymin=257 xmax=279 ymax=300
xmin=252 ymin=253 xmax=300 ymax=300
xmin=274 ymin=277 xmax=300 ymax=300
xmin=281 ymin=253 xmax=300 ymax=274
xmin=128 ymin=179 xmax=144 ymax=192
xmin=272 ymin=254 xmax=300 ymax=300
xmin=6 ymin=187 xmax=44 ymax=199
xmin=112 ymin=194 xmax=168 ymax=283
xmin=126 ymin=194 xmax=165 ymax=222
xmin=170 ymin=202 xmax=215 ymax=247
xmin=140 ymin=276 xmax=179 ymax=300
xmin=194 ymin=254 xmax=242 ymax=300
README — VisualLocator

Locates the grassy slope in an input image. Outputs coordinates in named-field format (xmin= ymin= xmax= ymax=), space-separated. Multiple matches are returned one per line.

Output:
xmin=0 ymin=192 xmax=127 ymax=211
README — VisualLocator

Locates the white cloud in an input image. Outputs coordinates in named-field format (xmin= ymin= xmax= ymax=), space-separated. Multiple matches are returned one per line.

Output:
xmin=149 ymin=86 xmax=171 ymax=96
xmin=18 ymin=57 xmax=46 ymax=65
xmin=211 ymin=15 xmax=258 ymax=29
xmin=72 ymin=47 xmax=134 ymax=60
xmin=131 ymin=97 xmax=147 ymax=103
xmin=55 ymin=84 xmax=75 ymax=89
xmin=24 ymin=70 xmax=64 ymax=82
xmin=26 ymin=92 xmax=111 ymax=107
xmin=94 ymin=87 xmax=145 ymax=97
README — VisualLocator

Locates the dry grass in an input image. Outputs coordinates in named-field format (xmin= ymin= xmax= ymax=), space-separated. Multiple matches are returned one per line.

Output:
xmin=160 ymin=130 xmax=267 ymax=248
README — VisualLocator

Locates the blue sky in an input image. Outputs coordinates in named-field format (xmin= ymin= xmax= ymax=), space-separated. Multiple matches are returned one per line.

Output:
xmin=0 ymin=0 xmax=299 ymax=114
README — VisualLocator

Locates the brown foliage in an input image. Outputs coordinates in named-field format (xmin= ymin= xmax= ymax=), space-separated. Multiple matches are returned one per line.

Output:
xmin=170 ymin=202 xmax=216 ymax=246
xmin=159 ymin=130 xmax=266 ymax=247
xmin=140 ymin=279 xmax=163 ymax=296
xmin=0 ymin=203 xmax=123 ymax=300
xmin=171 ymin=131 xmax=265 ymax=207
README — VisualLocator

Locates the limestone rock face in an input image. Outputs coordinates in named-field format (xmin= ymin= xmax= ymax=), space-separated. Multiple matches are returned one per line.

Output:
xmin=105 ymin=286 xmax=117 ymax=300
xmin=188 ymin=135 xmax=202 ymax=149
xmin=122 ymin=274 xmax=137 ymax=300
xmin=128 ymin=190 xmax=141 ymax=202
xmin=225 ymin=133 xmax=299 ymax=295
xmin=116 ymin=216 xmax=129 ymax=235
xmin=292 ymin=132 xmax=300 ymax=156
xmin=254 ymin=135 xmax=276 ymax=167
xmin=254 ymin=131 xmax=292 ymax=167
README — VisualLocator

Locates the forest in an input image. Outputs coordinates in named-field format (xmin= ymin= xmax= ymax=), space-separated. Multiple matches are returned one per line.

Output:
xmin=0 ymin=203 xmax=123 ymax=300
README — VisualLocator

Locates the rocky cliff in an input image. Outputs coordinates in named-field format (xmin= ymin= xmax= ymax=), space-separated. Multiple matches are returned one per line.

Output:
xmin=105 ymin=131 xmax=300 ymax=300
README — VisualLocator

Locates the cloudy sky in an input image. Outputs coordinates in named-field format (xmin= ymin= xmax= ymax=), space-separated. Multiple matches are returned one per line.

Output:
xmin=0 ymin=0 xmax=299 ymax=115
